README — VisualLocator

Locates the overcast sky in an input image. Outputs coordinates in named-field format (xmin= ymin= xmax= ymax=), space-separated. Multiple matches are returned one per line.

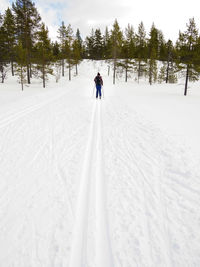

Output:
xmin=1 ymin=0 xmax=200 ymax=42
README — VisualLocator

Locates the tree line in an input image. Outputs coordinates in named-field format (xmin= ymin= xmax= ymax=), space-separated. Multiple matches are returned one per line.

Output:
xmin=1 ymin=0 xmax=200 ymax=95
xmin=0 ymin=0 xmax=82 ymax=90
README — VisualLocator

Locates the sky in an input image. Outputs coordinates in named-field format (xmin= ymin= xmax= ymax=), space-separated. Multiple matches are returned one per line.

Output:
xmin=1 ymin=0 xmax=200 ymax=43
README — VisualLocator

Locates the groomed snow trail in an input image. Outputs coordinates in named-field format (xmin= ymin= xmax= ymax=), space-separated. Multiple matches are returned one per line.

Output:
xmin=0 ymin=91 xmax=67 ymax=129
xmin=103 ymin=93 xmax=200 ymax=267
xmin=69 ymin=100 xmax=114 ymax=267
xmin=1 ymin=60 xmax=200 ymax=267
xmin=95 ymin=102 xmax=114 ymax=267
xmin=0 ymin=84 xmax=93 ymax=267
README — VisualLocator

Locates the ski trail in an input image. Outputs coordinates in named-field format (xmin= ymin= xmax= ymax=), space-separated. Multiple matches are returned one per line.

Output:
xmin=0 ymin=91 xmax=67 ymax=129
xmin=69 ymin=100 xmax=114 ymax=267
xmin=95 ymin=102 xmax=114 ymax=267
xmin=103 ymin=99 xmax=174 ymax=266
xmin=69 ymin=101 xmax=97 ymax=267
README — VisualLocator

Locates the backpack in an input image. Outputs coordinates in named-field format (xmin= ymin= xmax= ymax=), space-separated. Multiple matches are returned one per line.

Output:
xmin=96 ymin=76 xmax=101 ymax=85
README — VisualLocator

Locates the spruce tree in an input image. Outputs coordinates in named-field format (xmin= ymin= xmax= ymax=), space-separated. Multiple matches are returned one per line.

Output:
xmin=72 ymin=39 xmax=81 ymax=75
xmin=52 ymin=41 xmax=61 ymax=83
xmin=35 ymin=23 xmax=53 ymax=88
xmin=52 ymin=41 xmax=60 ymax=59
xmin=0 ymin=14 xmax=8 ymax=83
xmin=71 ymin=29 xmax=83 ymax=75
xmin=135 ymin=22 xmax=147 ymax=82
xmin=192 ymin=35 xmax=200 ymax=80
xmin=165 ymin=40 xmax=175 ymax=83
xmin=75 ymin=29 xmax=83 ymax=57
xmin=148 ymin=23 xmax=159 ymax=84
xmin=93 ymin=28 xmax=103 ymax=59
xmin=125 ymin=24 xmax=135 ymax=58
xmin=176 ymin=18 xmax=199 ymax=95
xmin=158 ymin=64 xmax=166 ymax=83
xmin=120 ymin=24 xmax=135 ymax=82
xmin=158 ymin=30 xmax=167 ymax=61
xmin=57 ymin=21 xmax=67 ymax=77
xmin=110 ymin=19 xmax=123 ymax=84
xmin=103 ymin=26 xmax=111 ymax=59
xmin=65 ymin=24 xmax=73 ymax=81
xmin=12 ymin=0 xmax=41 ymax=84
xmin=85 ymin=29 xmax=95 ymax=59
xmin=3 ymin=8 xmax=16 ymax=76
xmin=16 ymin=41 xmax=27 ymax=90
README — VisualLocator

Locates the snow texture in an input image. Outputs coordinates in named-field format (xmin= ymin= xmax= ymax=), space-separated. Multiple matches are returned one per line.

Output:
xmin=0 ymin=60 xmax=200 ymax=267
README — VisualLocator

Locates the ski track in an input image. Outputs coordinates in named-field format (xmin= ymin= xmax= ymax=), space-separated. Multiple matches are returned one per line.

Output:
xmin=68 ymin=101 xmax=97 ymax=267
xmin=0 ymin=90 xmax=68 ymax=130
xmin=1 ymin=75 xmax=200 ymax=266
xmin=95 ymin=102 xmax=114 ymax=267
xmin=103 ymin=94 xmax=200 ymax=267
xmin=69 ymin=100 xmax=114 ymax=267
xmin=0 ymin=87 xmax=90 ymax=266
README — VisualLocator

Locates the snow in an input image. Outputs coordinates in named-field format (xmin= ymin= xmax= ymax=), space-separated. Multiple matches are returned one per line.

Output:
xmin=0 ymin=60 xmax=200 ymax=267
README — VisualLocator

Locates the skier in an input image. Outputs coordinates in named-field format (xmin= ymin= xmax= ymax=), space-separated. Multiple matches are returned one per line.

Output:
xmin=94 ymin=72 xmax=103 ymax=99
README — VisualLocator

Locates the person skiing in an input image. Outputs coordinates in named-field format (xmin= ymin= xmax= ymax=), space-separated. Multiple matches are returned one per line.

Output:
xmin=94 ymin=72 xmax=103 ymax=99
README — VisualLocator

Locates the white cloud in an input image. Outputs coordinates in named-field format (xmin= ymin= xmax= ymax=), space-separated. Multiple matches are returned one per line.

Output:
xmin=0 ymin=0 xmax=11 ymax=13
xmin=1 ymin=0 xmax=200 ymax=43
xmin=52 ymin=0 xmax=200 ymax=42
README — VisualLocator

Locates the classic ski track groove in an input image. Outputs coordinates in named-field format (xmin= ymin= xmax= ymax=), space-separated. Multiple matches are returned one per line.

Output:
xmin=1 ymin=79 xmax=200 ymax=266
xmin=69 ymin=100 xmax=113 ymax=267
xmin=0 ymin=91 xmax=67 ymax=129
xmin=69 ymin=101 xmax=97 ymax=267
xmin=95 ymin=102 xmax=114 ymax=267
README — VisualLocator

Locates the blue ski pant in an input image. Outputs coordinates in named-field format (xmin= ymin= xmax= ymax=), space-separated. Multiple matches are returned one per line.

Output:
xmin=96 ymin=85 xmax=102 ymax=98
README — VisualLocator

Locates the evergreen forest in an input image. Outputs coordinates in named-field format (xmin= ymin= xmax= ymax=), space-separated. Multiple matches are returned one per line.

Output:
xmin=1 ymin=0 xmax=200 ymax=95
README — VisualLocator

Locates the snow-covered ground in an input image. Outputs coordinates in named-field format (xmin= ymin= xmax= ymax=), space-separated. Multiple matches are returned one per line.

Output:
xmin=0 ymin=60 xmax=200 ymax=267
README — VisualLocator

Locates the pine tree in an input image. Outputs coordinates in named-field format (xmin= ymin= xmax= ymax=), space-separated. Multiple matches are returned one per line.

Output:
xmin=52 ymin=41 xmax=60 ymax=59
xmin=125 ymin=24 xmax=135 ymax=58
xmin=135 ymin=21 xmax=147 ymax=82
xmin=75 ymin=29 xmax=83 ymax=57
xmin=65 ymin=24 xmax=73 ymax=81
xmin=120 ymin=24 xmax=135 ymax=82
xmin=158 ymin=30 xmax=167 ymax=61
xmin=148 ymin=23 xmax=159 ymax=57
xmin=75 ymin=29 xmax=82 ymax=48
xmin=0 ymin=13 xmax=8 ymax=83
xmin=85 ymin=29 xmax=95 ymax=59
xmin=93 ymin=28 xmax=103 ymax=59
xmin=165 ymin=40 xmax=175 ymax=83
xmin=176 ymin=18 xmax=199 ymax=95
xmin=3 ymin=8 xmax=16 ymax=76
xmin=158 ymin=64 xmax=166 ymax=83
xmin=72 ymin=39 xmax=82 ymax=75
xmin=57 ymin=21 xmax=67 ymax=77
xmin=103 ymin=26 xmax=111 ymax=59
xmin=110 ymin=19 xmax=123 ymax=84
xmin=15 ymin=41 xmax=27 ymax=90
xmin=54 ymin=60 xmax=61 ymax=83
xmin=192 ymin=35 xmax=200 ymax=80
xmin=168 ymin=67 xmax=178 ymax=83
xmin=12 ymin=0 xmax=41 ymax=84
xmin=35 ymin=23 xmax=53 ymax=88
xmin=148 ymin=23 xmax=158 ymax=84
